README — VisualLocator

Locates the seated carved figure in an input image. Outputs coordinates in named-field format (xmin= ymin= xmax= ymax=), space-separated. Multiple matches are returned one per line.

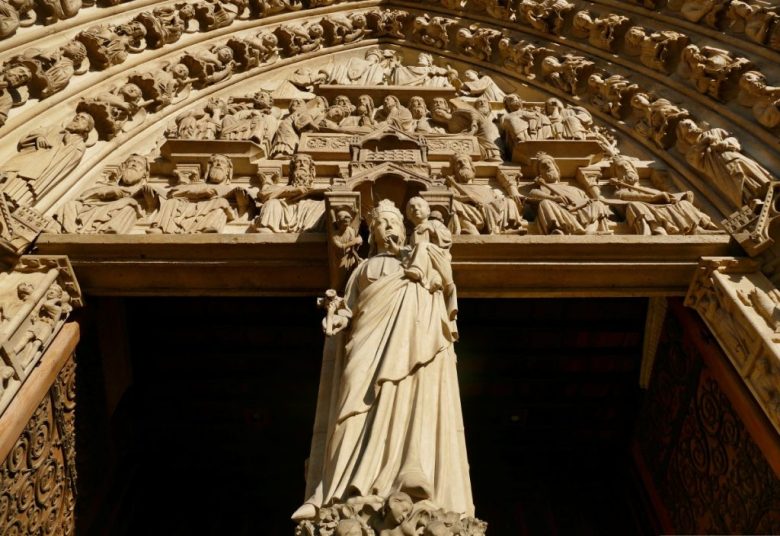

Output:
xmin=152 ymin=154 xmax=250 ymax=234
xmin=431 ymin=98 xmax=503 ymax=161
xmin=609 ymin=155 xmax=719 ymax=235
xmin=253 ymin=153 xmax=325 ymax=233
xmin=446 ymin=154 xmax=524 ymax=235
xmin=57 ymin=154 xmax=159 ymax=234
xmin=527 ymin=152 xmax=612 ymax=235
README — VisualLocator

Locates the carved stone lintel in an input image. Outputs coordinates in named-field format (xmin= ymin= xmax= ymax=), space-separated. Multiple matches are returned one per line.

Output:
xmin=685 ymin=257 xmax=780 ymax=433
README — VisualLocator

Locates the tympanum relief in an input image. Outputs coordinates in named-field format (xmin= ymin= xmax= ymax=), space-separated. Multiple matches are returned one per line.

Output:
xmin=39 ymin=50 xmax=724 ymax=244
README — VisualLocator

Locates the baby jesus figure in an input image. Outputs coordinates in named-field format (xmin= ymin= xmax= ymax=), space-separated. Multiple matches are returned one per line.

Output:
xmin=404 ymin=197 xmax=458 ymax=321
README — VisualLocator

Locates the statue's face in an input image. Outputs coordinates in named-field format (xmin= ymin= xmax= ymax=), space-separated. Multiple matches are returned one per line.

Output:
xmin=217 ymin=48 xmax=233 ymax=64
xmin=463 ymin=70 xmax=478 ymax=82
xmin=406 ymin=197 xmax=430 ymax=224
xmin=46 ymin=285 xmax=62 ymax=300
xmin=5 ymin=66 xmax=30 ymax=86
xmin=615 ymin=160 xmax=639 ymax=184
xmin=207 ymin=156 xmax=231 ymax=184
xmin=67 ymin=113 xmax=92 ymax=134
xmin=371 ymin=213 xmax=403 ymax=254
xmin=539 ymin=158 xmax=560 ymax=182
xmin=504 ymin=95 xmax=522 ymax=112
xmin=418 ymin=54 xmax=431 ymax=66
xmin=386 ymin=493 xmax=412 ymax=525
xmin=335 ymin=96 xmax=351 ymax=108
xmin=120 ymin=156 xmax=148 ymax=186
xmin=289 ymin=99 xmax=304 ymax=112
xmin=336 ymin=210 xmax=352 ymax=228
xmin=357 ymin=95 xmax=373 ymax=114
xmin=383 ymin=96 xmax=397 ymax=109
xmin=545 ymin=98 xmax=561 ymax=114
xmin=17 ymin=282 xmax=33 ymax=300
xmin=122 ymin=84 xmax=142 ymax=102
xmin=410 ymin=97 xmax=426 ymax=118
xmin=455 ymin=157 xmax=475 ymax=183
xmin=171 ymin=63 xmax=189 ymax=80
xmin=291 ymin=156 xmax=314 ymax=185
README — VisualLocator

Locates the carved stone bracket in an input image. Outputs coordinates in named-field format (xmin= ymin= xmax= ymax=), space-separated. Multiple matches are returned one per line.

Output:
xmin=0 ymin=255 xmax=81 ymax=416
xmin=685 ymin=256 xmax=780 ymax=433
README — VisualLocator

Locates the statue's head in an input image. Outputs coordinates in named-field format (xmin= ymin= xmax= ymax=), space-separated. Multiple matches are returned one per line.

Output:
xmin=3 ymin=65 xmax=30 ymax=87
xmin=206 ymin=154 xmax=233 ymax=184
xmin=356 ymin=94 xmax=374 ymax=116
xmin=66 ymin=112 xmax=95 ymax=136
xmin=383 ymin=95 xmax=400 ymax=110
xmin=170 ymin=63 xmax=190 ymax=81
xmin=740 ymin=70 xmax=766 ymax=91
xmin=253 ymin=90 xmax=273 ymax=110
xmin=120 ymin=83 xmax=143 ymax=104
xmin=610 ymin=155 xmax=639 ymax=184
xmin=61 ymin=41 xmax=87 ymax=64
xmin=289 ymin=98 xmax=305 ymax=113
xmin=334 ymin=208 xmax=354 ymax=230
xmin=463 ymin=69 xmax=479 ymax=82
xmin=406 ymin=196 xmax=431 ymax=225
xmin=118 ymin=154 xmax=149 ymax=186
xmin=215 ymin=46 xmax=234 ymax=64
xmin=474 ymin=97 xmax=491 ymax=116
xmin=545 ymin=97 xmax=563 ymax=114
xmin=452 ymin=154 xmax=476 ymax=184
xmin=625 ymin=26 xmax=646 ymax=48
xmin=178 ymin=2 xmax=196 ymax=19
xmin=384 ymin=491 xmax=413 ymax=525
xmin=573 ymin=10 xmax=592 ymax=33
xmin=308 ymin=23 xmax=324 ymax=39
xmin=290 ymin=154 xmax=315 ymax=187
xmin=417 ymin=53 xmax=433 ymax=67
xmin=16 ymin=282 xmax=33 ymax=300
xmin=368 ymin=199 xmax=405 ymax=255
xmin=409 ymin=96 xmax=428 ymax=119
xmin=503 ymin=93 xmax=523 ymax=112
xmin=365 ymin=48 xmax=383 ymax=64
xmin=46 ymin=283 xmax=63 ymax=301
xmin=333 ymin=95 xmax=355 ymax=114
xmin=676 ymin=118 xmax=702 ymax=144
xmin=536 ymin=152 xmax=560 ymax=182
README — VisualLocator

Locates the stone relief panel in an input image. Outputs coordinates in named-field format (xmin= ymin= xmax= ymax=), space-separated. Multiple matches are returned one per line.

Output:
xmin=34 ymin=48 xmax=730 ymax=244
xmin=0 ymin=255 xmax=80 ymax=416
xmin=686 ymin=257 xmax=780 ymax=433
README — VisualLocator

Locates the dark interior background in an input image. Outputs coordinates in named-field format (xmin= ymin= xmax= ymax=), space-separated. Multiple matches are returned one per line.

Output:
xmin=74 ymin=296 xmax=657 ymax=535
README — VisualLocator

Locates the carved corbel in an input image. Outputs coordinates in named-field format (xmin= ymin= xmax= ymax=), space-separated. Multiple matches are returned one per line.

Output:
xmin=324 ymin=190 xmax=362 ymax=291
xmin=685 ymin=257 xmax=780 ymax=432
xmin=0 ymin=255 xmax=82 ymax=416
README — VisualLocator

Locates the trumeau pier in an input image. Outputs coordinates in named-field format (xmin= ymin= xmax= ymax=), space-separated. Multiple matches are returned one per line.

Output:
xmin=0 ymin=0 xmax=779 ymax=532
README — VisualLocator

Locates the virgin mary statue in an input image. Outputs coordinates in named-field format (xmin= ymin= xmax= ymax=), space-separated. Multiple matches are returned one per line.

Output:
xmin=293 ymin=199 xmax=475 ymax=527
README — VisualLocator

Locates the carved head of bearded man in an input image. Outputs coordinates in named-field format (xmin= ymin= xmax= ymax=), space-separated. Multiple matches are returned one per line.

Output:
xmin=356 ymin=95 xmax=374 ymax=118
xmin=289 ymin=153 xmax=316 ymax=187
xmin=504 ymin=93 xmax=523 ymax=113
xmin=536 ymin=152 xmax=561 ymax=183
xmin=431 ymin=97 xmax=452 ymax=122
xmin=610 ymin=155 xmax=640 ymax=185
xmin=252 ymin=90 xmax=274 ymax=111
xmin=205 ymin=154 xmax=233 ymax=184
xmin=333 ymin=95 xmax=355 ymax=115
xmin=3 ymin=65 xmax=31 ymax=88
xmin=117 ymin=154 xmax=149 ymax=186
xmin=16 ymin=282 xmax=33 ymax=301
xmin=452 ymin=154 xmax=476 ymax=184
xmin=409 ymin=96 xmax=428 ymax=119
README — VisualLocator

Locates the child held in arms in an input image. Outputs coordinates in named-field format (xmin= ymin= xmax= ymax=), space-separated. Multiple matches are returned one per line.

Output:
xmin=404 ymin=197 xmax=458 ymax=322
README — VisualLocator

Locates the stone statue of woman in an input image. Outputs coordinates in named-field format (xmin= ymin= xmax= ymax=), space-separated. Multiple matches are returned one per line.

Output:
xmin=293 ymin=199 xmax=481 ymax=535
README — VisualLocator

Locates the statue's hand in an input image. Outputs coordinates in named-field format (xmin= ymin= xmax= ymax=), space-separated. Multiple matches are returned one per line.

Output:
xmin=323 ymin=314 xmax=349 ymax=336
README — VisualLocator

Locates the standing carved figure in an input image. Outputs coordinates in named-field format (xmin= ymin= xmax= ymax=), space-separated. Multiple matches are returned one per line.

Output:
xmin=292 ymin=199 xmax=476 ymax=531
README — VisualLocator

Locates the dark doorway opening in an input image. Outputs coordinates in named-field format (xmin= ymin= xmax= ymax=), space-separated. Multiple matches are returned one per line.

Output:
xmin=75 ymin=297 xmax=655 ymax=535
